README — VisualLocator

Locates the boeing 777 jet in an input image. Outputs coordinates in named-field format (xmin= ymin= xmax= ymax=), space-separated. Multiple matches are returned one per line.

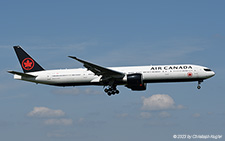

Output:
xmin=8 ymin=46 xmax=215 ymax=96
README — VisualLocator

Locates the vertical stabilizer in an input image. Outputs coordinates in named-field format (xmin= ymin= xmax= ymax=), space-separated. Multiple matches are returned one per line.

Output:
xmin=13 ymin=46 xmax=45 ymax=73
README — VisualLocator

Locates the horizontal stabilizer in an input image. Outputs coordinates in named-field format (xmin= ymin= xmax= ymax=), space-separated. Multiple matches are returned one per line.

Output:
xmin=7 ymin=71 xmax=37 ymax=78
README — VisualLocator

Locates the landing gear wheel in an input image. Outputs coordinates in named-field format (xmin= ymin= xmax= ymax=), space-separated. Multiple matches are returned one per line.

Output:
xmin=104 ymin=86 xmax=119 ymax=96
xmin=107 ymin=92 xmax=112 ymax=96
xmin=197 ymin=86 xmax=201 ymax=89
xmin=104 ymin=88 xmax=109 ymax=93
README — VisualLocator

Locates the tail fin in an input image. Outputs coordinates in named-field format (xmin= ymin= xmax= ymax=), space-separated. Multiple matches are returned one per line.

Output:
xmin=13 ymin=46 xmax=45 ymax=73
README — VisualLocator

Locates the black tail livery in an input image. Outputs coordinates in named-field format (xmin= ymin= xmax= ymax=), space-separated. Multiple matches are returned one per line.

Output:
xmin=13 ymin=46 xmax=45 ymax=73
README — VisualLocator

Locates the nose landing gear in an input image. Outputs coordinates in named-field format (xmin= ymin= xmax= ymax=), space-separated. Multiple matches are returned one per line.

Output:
xmin=197 ymin=80 xmax=203 ymax=89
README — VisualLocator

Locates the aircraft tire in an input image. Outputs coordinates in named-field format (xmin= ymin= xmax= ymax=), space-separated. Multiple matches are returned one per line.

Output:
xmin=108 ymin=92 xmax=112 ymax=96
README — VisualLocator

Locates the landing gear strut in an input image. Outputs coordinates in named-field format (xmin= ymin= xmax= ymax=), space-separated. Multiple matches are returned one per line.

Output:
xmin=104 ymin=86 xmax=119 ymax=96
xmin=197 ymin=80 xmax=203 ymax=89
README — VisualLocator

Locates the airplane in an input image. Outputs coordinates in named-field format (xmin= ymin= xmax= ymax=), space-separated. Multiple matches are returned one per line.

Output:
xmin=8 ymin=46 xmax=215 ymax=96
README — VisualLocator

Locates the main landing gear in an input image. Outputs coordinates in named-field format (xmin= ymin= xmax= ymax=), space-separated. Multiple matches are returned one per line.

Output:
xmin=104 ymin=86 xmax=119 ymax=96
xmin=197 ymin=80 xmax=203 ymax=89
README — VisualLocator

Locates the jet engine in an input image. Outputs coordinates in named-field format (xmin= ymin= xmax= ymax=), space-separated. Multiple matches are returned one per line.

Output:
xmin=126 ymin=73 xmax=147 ymax=91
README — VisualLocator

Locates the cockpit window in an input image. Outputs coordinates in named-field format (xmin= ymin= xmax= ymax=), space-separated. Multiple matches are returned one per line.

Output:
xmin=204 ymin=68 xmax=212 ymax=71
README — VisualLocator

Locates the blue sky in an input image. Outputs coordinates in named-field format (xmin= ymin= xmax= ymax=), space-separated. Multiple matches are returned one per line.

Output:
xmin=0 ymin=0 xmax=225 ymax=140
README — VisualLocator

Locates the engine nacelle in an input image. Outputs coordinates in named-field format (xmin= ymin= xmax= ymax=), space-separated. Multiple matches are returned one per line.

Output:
xmin=126 ymin=73 xmax=147 ymax=91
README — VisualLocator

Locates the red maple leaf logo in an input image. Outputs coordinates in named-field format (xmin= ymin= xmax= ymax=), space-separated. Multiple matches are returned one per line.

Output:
xmin=24 ymin=60 xmax=32 ymax=67
xmin=187 ymin=72 xmax=192 ymax=77
xmin=22 ymin=58 xmax=34 ymax=70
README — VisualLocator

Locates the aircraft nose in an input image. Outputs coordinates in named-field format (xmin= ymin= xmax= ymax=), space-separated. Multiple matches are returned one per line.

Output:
xmin=208 ymin=70 xmax=215 ymax=78
xmin=203 ymin=68 xmax=215 ymax=78
xmin=212 ymin=71 xmax=216 ymax=77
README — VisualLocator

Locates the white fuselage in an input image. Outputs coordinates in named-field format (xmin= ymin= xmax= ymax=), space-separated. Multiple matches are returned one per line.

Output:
xmin=14 ymin=64 xmax=215 ymax=87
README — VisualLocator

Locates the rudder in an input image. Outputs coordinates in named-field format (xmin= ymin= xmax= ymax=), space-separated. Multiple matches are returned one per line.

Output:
xmin=13 ymin=46 xmax=45 ymax=73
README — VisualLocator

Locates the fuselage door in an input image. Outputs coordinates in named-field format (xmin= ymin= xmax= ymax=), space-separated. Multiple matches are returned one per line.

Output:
xmin=47 ymin=74 xmax=51 ymax=80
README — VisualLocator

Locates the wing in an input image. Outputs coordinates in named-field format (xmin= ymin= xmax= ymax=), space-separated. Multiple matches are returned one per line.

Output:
xmin=68 ymin=56 xmax=125 ymax=79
